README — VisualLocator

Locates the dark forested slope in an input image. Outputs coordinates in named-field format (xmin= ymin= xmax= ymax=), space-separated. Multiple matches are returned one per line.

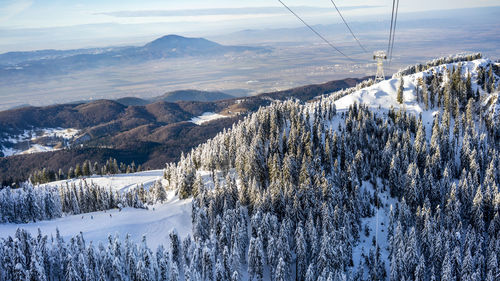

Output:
xmin=0 ymin=77 xmax=362 ymax=185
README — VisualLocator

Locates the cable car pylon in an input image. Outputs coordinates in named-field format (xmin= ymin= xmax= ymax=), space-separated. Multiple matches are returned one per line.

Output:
xmin=373 ymin=50 xmax=387 ymax=82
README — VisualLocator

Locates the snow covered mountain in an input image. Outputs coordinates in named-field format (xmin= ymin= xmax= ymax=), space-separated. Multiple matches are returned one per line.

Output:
xmin=334 ymin=56 xmax=499 ymax=132
xmin=0 ymin=54 xmax=499 ymax=281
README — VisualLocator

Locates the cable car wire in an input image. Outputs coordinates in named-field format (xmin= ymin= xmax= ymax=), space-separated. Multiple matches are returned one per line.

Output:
xmin=387 ymin=0 xmax=396 ymax=55
xmin=329 ymin=0 xmax=368 ymax=53
xmin=277 ymin=0 xmax=355 ymax=62
xmin=389 ymin=0 xmax=400 ymax=63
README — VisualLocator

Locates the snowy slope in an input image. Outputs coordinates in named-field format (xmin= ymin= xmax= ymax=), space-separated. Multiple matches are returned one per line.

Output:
xmin=0 ymin=191 xmax=191 ymax=248
xmin=335 ymin=59 xmax=494 ymax=112
xmin=333 ymin=58 xmax=496 ymax=135
xmin=334 ymin=74 xmax=441 ymax=135
xmin=190 ymin=112 xmax=228 ymax=125
xmin=0 ymin=170 xmax=194 ymax=248
xmin=21 ymin=144 xmax=57 ymax=154
xmin=329 ymin=58 xmax=497 ymax=276
xmin=0 ymin=169 xmax=234 ymax=247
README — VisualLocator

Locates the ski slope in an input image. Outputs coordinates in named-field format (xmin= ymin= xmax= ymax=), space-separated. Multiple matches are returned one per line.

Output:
xmin=0 ymin=171 xmax=193 ymax=248
xmin=0 ymin=190 xmax=191 ymax=248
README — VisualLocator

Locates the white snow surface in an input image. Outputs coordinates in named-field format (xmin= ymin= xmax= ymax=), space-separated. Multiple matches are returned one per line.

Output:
xmin=40 ymin=169 xmax=166 ymax=193
xmin=21 ymin=144 xmax=56 ymax=154
xmin=0 ymin=191 xmax=192 ymax=248
xmin=0 ymin=170 xmax=191 ymax=249
xmin=0 ymin=169 xmax=224 ymax=248
xmin=190 ymin=112 xmax=228 ymax=125
xmin=0 ymin=171 xmax=193 ymax=248
xmin=0 ymin=169 xmax=238 ymax=249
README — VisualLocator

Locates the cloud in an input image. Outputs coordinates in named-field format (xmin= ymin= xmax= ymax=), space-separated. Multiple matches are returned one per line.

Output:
xmin=98 ymin=6 xmax=380 ymax=18
xmin=0 ymin=0 xmax=33 ymax=22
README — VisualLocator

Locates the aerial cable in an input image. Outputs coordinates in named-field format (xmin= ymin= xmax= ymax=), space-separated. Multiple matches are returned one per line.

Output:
xmin=387 ymin=0 xmax=396 ymax=55
xmin=328 ymin=0 xmax=368 ymax=53
xmin=389 ymin=0 xmax=400 ymax=63
xmin=277 ymin=0 xmax=355 ymax=62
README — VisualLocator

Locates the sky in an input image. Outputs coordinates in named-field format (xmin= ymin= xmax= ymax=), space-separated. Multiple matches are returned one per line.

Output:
xmin=0 ymin=0 xmax=499 ymax=52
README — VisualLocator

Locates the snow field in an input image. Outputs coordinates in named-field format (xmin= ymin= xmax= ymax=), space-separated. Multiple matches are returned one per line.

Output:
xmin=190 ymin=112 xmax=228 ymax=125
xmin=0 ymin=170 xmax=194 ymax=248
xmin=0 ymin=190 xmax=191 ymax=248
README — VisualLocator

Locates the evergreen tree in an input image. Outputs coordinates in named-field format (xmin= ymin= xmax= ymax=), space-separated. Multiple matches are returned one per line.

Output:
xmin=231 ymin=270 xmax=241 ymax=281
xmin=169 ymin=230 xmax=182 ymax=267
xmin=422 ymin=82 xmax=429 ymax=110
xmin=295 ymin=223 xmax=307 ymax=281
xmin=170 ymin=262 xmax=180 ymax=281
xmin=275 ymin=257 xmax=287 ymax=281
xmin=82 ymin=161 xmax=91 ymax=177
xmin=75 ymin=164 xmax=82 ymax=178
xmin=397 ymin=77 xmax=404 ymax=104
xmin=248 ymin=237 xmax=264 ymax=281
xmin=28 ymin=251 xmax=47 ymax=281
xmin=305 ymin=264 xmax=316 ymax=281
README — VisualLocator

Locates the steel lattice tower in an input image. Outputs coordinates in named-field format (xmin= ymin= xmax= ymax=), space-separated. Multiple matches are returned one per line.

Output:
xmin=373 ymin=51 xmax=387 ymax=82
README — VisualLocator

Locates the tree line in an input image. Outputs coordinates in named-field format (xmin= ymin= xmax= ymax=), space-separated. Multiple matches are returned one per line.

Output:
xmin=29 ymin=158 xmax=144 ymax=185
xmin=0 ymin=179 xmax=175 ymax=223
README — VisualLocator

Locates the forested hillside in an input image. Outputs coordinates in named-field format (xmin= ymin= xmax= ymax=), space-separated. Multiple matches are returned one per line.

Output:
xmin=0 ymin=77 xmax=362 ymax=186
xmin=0 ymin=54 xmax=499 ymax=281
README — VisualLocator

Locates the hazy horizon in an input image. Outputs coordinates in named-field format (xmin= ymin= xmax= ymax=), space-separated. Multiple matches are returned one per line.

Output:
xmin=1 ymin=1 xmax=499 ymax=53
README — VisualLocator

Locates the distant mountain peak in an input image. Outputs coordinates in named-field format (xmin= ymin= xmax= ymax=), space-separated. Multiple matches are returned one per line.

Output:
xmin=144 ymin=35 xmax=220 ymax=50
xmin=0 ymin=34 xmax=269 ymax=85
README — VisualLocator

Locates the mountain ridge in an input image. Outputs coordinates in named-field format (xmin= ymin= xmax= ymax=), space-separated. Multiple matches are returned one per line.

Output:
xmin=0 ymin=35 xmax=270 ymax=79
